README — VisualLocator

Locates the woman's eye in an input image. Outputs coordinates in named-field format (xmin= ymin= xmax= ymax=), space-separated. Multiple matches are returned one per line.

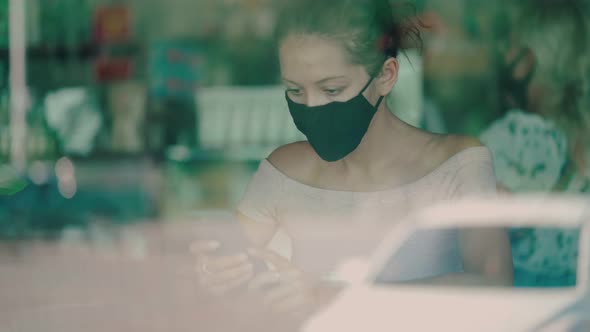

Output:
xmin=286 ymin=89 xmax=303 ymax=96
xmin=324 ymin=88 xmax=343 ymax=96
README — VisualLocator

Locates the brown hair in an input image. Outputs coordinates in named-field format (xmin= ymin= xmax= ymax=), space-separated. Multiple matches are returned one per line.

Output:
xmin=275 ymin=0 xmax=422 ymax=76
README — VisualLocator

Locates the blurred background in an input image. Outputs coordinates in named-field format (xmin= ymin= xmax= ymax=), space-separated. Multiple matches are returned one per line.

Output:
xmin=0 ymin=0 xmax=588 ymax=285
xmin=0 ymin=0 xmax=589 ymax=330
xmin=0 ymin=0 xmax=513 ymax=239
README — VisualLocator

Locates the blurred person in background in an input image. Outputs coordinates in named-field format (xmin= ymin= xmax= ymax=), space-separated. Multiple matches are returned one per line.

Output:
xmin=193 ymin=0 xmax=513 ymax=321
xmin=481 ymin=0 xmax=590 ymax=286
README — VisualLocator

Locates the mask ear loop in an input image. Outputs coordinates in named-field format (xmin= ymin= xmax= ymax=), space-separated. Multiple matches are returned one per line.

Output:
xmin=360 ymin=77 xmax=385 ymax=109
xmin=360 ymin=77 xmax=375 ymax=93
xmin=375 ymin=95 xmax=385 ymax=109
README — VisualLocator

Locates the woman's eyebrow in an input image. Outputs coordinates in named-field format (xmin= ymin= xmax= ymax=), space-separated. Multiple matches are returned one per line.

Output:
xmin=316 ymin=76 xmax=348 ymax=84
xmin=282 ymin=78 xmax=300 ymax=85
xmin=282 ymin=76 xmax=348 ymax=85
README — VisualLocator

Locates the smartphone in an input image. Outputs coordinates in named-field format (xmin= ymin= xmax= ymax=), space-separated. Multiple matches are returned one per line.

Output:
xmin=191 ymin=210 xmax=268 ymax=274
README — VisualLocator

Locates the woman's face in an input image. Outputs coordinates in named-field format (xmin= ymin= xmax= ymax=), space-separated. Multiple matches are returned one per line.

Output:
xmin=279 ymin=34 xmax=379 ymax=107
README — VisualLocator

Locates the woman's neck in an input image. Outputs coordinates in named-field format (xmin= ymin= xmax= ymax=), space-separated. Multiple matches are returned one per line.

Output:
xmin=339 ymin=105 xmax=424 ymax=173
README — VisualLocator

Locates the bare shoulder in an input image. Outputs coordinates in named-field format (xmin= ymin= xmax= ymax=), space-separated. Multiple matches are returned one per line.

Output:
xmin=440 ymin=134 xmax=484 ymax=156
xmin=423 ymin=134 xmax=485 ymax=165
xmin=267 ymin=141 xmax=318 ymax=180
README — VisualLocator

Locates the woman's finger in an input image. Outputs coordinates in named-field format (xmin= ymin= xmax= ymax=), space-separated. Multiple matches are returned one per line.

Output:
xmin=209 ymin=272 xmax=254 ymax=295
xmin=190 ymin=240 xmax=219 ymax=255
xmin=248 ymin=271 xmax=281 ymax=292
xmin=206 ymin=253 xmax=250 ymax=273
xmin=248 ymin=248 xmax=291 ymax=270
xmin=263 ymin=281 xmax=303 ymax=307
xmin=198 ymin=262 xmax=254 ymax=288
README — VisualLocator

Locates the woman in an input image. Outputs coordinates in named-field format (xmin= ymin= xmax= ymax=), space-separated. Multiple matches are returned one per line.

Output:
xmin=481 ymin=0 xmax=590 ymax=286
xmin=192 ymin=0 xmax=513 ymax=318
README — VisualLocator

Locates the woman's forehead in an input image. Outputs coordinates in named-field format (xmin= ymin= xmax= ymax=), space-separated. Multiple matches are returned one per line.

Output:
xmin=279 ymin=34 xmax=362 ymax=83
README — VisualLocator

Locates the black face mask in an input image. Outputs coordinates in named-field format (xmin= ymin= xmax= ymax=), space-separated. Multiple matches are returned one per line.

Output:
xmin=286 ymin=78 xmax=384 ymax=162
xmin=498 ymin=48 xmax=536 ymax=111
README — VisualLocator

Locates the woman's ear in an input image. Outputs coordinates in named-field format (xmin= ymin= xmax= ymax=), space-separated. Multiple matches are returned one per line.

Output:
xmin=376 ymin=57 xmax=399 ymax=95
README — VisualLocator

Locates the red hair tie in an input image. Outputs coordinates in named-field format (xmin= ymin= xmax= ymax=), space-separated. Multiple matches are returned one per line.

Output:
xmin=377 ymin=34 xmax=393 ymax=53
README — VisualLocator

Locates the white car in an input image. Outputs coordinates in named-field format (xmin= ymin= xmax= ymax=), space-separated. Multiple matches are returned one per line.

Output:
xmin=302 ymin=195 xmax=590 ymax=332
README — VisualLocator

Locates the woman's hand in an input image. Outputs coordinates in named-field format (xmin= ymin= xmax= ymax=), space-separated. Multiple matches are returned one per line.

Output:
xmin=247 ymin=248 xmax=317 ymax=318
xmin=190 ymin=240 xmax=255 ymax=295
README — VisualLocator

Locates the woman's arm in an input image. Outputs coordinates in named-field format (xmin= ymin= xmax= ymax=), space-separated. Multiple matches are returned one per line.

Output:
xmin=409 ymin=228 xmax=514 ymax=287
xmin=432 ymin=139 xmax=514 ymax=286
xmin=236 ymin=211 xmax=278 ymax=248
xmin=459 ymin=227 xmax=514 ymax=286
